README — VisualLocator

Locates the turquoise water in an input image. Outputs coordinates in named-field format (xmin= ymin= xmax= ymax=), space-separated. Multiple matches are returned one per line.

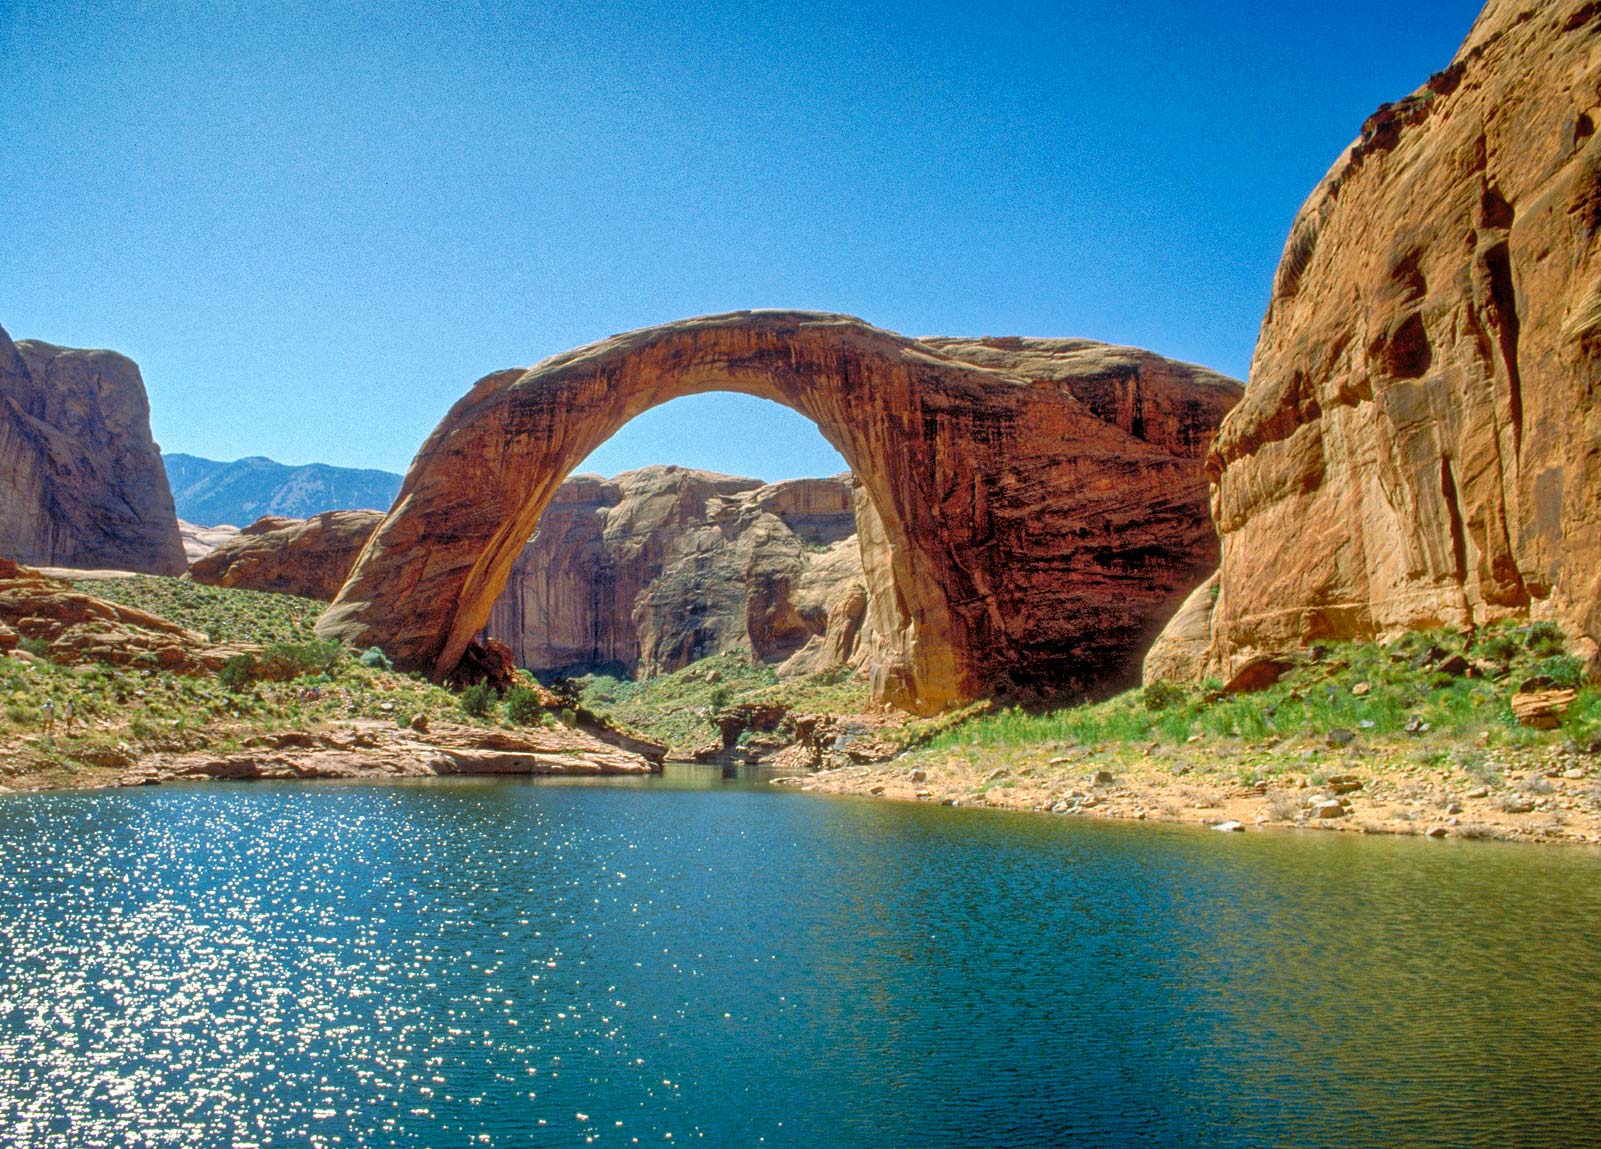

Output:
xmin=2 ymin=770 xmax=1600 ymax=1148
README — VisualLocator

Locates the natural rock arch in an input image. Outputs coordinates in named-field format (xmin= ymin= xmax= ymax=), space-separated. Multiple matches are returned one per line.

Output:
xmin=317 ymin=311 xmax=1239 ymax=711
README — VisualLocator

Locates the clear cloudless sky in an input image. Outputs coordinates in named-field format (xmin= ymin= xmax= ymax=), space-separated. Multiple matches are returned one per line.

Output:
xmin=3 ymin=0 xmax=1485 ymax=480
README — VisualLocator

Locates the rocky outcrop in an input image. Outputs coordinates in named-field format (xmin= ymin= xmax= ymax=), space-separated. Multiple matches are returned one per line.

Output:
xmin=1149 ymin=0 xmax=1601 ymax=683
xmin=320 ymin=311 xmax=1239 ymax=711
xmin=0 ymin=325 xmax=186 ymax=574
xmin=486 ymin=465 xmax=872 ymax=678
xmin=189 ymin=511 xmax=382 ymax=600
xmin=117 ymin=719 xmax=653 ymax=786
xmin=179 ymin=520 xmax=241 ymax=564
xmin=0 ymin=559 xmax=251 ymax=673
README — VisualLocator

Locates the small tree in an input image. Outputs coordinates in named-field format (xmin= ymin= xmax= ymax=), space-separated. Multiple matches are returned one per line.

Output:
xmin=460 ymin=682 xmax=495 ymax=718
xmin=504 ymin=686 xmax=544 ymax=726
xmin=219 ymin=654 xmax=256 ymax=692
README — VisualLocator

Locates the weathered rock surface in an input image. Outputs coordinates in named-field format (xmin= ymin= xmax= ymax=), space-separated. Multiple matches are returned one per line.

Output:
xmin=0 ymin=559 xmax=251 ymax=673
xmin=117 ymin=718 xmax=653 ymax=786
xmin=0 ymin=325 xmax=186 ymax=574
xmin=320 ymin=312 xmax=1239 ymax=711
xmin=486 ymin=465 xmax=874 ymax=678
xmin=179 ymin=520 xmax=241 ymax=564
xmin=1152 ymin=1 xmax=1601 ymax=682
xmin=189 ymin=510 xmax=383 ymax=600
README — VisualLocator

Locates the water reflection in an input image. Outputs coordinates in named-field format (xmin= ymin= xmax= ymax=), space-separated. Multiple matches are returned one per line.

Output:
xmin=0 ymin=779 xmax=1597 ymax=1147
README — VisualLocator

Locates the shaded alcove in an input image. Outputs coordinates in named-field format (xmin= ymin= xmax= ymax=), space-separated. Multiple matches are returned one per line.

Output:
xmin=317 ymin=311 xmax=1239 ymax=712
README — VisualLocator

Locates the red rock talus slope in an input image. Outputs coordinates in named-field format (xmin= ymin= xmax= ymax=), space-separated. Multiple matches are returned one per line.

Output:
xmin=190 ymin=511 xmax=383 ymax=600
xmin=0 ymin=559 xmax=250 ymax=673
xmin=0 ymin=325 xmax=186 ymax=575
xmin=318 ymin=311 xmax=1239 ymax=711
xmin=1146 ymin=0 xmax=1601 ymax=684
xmin=486 ymin=466 xmax=875 ymax=679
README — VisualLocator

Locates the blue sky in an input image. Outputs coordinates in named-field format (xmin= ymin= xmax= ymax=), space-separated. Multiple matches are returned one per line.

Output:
xmin=3 ymin=0 xmax=1484 ymax=480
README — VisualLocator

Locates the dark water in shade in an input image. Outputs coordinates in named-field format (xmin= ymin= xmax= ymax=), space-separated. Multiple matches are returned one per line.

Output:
xmin=2 ymin=770 xmax=1601 ymax=1148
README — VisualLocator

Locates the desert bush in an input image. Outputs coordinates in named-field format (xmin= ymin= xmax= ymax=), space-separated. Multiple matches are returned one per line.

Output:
xmin=1142 ymin=680 xmax=1187 ymax=711
xmin=1524 ymin=622 xmax=1566 ymax=656
xmin=504 ymin=686 xmax=544 ymax=725
xmin=359 ymin=646 xmax=394 ymax=671
xmin=256 ymin=640 xmax=343 ymax=680
xmin=219 ymin=654 xmax=256 ymax=692
xmin=1530 ymin=655 xmax=1586 ymax=689
xmin=17 ymin=637 xmax=51 ymax=659
xmin=459 ymin=683 xmax=495 ymax=718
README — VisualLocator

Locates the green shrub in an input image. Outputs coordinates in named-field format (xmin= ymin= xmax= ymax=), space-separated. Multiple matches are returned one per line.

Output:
xmin=560 ymin=707 xmax=578 ymax=728
xmin=1531 ymin=654 xmax=1586 ymax=689
xmin=257 ymin=640 xmax=343 ymax=680
xmin=1525 ymin=622 xmax=1567 ymax=656
xmin=219 ymin=654 xmax=257 ymax=691
xmin=359 ymin=646 xmax=393 ymax=671
xmin=504 ymin=686 xmax=544 ymax=725
xmin=1142 ymin=680 xmax=1187 ymax=711
xmin=17 ymin=637 xmax=50 ymax=659
xmin=1474 ymin=630 xmax=1519 ymax=662
xmin=459 ymin=683 xmax=495 ymax=718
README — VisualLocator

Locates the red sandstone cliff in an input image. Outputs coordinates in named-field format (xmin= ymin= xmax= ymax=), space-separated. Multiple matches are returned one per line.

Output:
xmin=1148 ymin=0 xmax=1601 ymax=683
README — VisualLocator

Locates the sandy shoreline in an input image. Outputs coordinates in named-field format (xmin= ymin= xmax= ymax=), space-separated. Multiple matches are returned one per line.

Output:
xmin=781 ymin=737 xmax=1601 ymax=848
xmin=7 ymin=724 xmax=1601 ymax=850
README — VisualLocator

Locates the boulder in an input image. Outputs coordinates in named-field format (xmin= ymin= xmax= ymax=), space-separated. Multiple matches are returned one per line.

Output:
xmin=189 ymin=510 xmax=382 ymax=600
xmin=1152 ymin=1 xmax=1601 ymax=681
xmin=0 ymin=326 xmax=186 ymax=574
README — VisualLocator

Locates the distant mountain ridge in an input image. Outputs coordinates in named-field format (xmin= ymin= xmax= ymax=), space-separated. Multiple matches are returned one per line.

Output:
xmin=164 ymin=453 xmax=403 ymax=528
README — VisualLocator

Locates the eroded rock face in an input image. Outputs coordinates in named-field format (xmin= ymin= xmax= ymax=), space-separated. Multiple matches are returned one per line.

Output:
xmin=485 ymin=466 xmax=873 ymax=678
xmin=0 ymin=325 xmax=186 ymax=575
xmin=0 ymin=559 xmax=251 ymax=673
xmin=319 ymin=312 xmax=1239 ymax=711
xmin=189 ymin=511 xmax=383 ymax=600
xmin=179 ymin=520 xmax=241 ymax=565
xmin=1151 ymin=0 xmax=1601 ymax=683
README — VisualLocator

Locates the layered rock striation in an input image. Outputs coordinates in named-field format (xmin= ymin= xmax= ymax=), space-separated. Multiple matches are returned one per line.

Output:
xmin=318 ymin=311 xmax=1239 ymax=711
xmin=0 ymin=559 xmax=251 ymax=673
xmin=1149 ymin=0 xmax=1601 ymax=683
xmin=189 ymin=511 xmax=383 ymax=600
xmin=0 ymin=325 xmax=186 ymax=574
xmin=485 ymin=466 xmax=875 ymax=678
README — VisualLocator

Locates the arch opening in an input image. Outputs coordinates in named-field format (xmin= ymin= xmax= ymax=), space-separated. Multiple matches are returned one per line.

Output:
xmin=317 ymin=311 xmax=1240 ymax=712
xmin=480 ymin=396 xmax=876 ymax=687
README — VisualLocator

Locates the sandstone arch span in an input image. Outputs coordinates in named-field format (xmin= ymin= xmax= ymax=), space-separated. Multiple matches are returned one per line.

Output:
xmin=317 ymin=311 xmax=1240 ymax=711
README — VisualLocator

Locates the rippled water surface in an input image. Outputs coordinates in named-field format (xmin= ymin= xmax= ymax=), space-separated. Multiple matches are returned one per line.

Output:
xmin=3 ymin=770 xmax=1601 ymax=1148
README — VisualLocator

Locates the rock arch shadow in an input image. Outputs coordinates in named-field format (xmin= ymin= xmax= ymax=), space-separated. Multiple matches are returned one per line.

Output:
xmin=316 ymin=311 xmax=1240 ymax=712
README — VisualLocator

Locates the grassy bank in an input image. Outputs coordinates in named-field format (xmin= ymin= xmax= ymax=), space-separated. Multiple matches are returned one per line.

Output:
xmin=566 ymin=650 xmax=874 ymax=754
xmin=920 ymin=621 xmax=1593 ymax=762
xmin=0 ymin=576 xmax=565 ymax=789
xmin=790 ymin=622 xmax=1601 ymax=846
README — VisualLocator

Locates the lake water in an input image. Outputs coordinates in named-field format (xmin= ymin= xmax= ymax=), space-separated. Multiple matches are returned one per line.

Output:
xmin=1 ymin=768 xmax=1599 ymax=1148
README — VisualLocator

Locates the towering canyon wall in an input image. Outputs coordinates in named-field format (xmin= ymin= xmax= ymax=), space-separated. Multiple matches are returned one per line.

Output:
xmin=0 ymin=324 xmax=186 ymax=575
xmin=1149 ymin=0 xmax=1601 ymax=683
xmin=484 ymin=466 xmax=874 ymax=678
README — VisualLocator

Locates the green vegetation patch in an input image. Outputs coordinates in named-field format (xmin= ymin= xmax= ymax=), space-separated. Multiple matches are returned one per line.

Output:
xmin=923 ymin=621 xmax=1599 ymax=757
xmin=71 ymin=576 xmax=325 ymax=645
xmin=567 ymin=651 xmax=872 ymax=751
